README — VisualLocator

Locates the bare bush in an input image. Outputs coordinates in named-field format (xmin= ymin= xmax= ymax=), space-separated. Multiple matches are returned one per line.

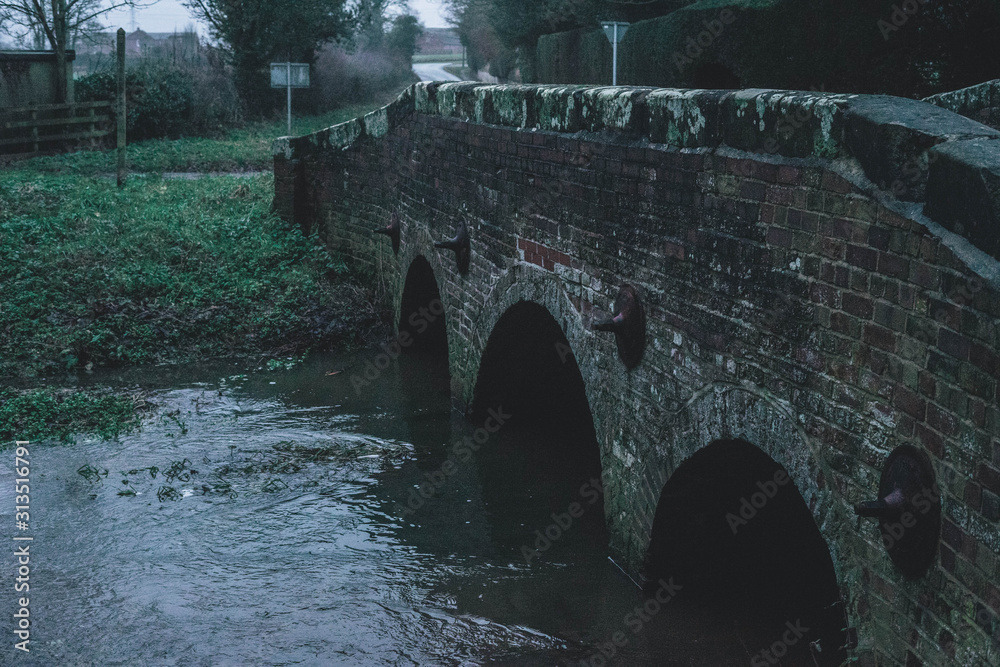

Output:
xmin=312 ymin=43 xmax=413 ymax=108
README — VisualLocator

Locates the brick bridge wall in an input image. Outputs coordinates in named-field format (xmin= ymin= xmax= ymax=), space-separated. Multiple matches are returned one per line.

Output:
xmin=273 ymin=82 xmax=1000 ymax=665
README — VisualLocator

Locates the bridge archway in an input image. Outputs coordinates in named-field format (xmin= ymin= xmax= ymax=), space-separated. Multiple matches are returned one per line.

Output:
xmin=469 ymin=299 xmax=606 ymax=553
xmin=623 ymin=384 xmax=857 ymax=662
xmin=645 ymin=438 xmax=847 ymax=664
xmin=399 ymin=254 xmax=448 ymax=359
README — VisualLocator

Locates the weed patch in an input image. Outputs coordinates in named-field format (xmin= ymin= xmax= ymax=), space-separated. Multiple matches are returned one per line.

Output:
xmin=0 ymin=172 xmax=383 ymax=377
xmin=0 ymin=386 xmax=146 ymax=442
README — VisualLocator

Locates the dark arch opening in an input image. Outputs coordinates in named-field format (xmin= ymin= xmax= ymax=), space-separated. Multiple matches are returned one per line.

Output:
xmin=469 ymin=300 xmax=605 ymax=553
xmin=692 ymin=62 xmax=741 ymax=89
xmin=646 ymin=439 xmax=846 ymax=664
xmin=394 ymin=255 xmax=450 ymax=412
xmin=471 ymin=301 xmax=596 ymax=445
xmin=399 ymin=255 xmax=448 ymax=359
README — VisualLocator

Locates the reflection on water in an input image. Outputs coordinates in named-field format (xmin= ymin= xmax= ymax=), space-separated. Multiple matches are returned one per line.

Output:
xmin=1 ymin=351 xmax=834 ymax=665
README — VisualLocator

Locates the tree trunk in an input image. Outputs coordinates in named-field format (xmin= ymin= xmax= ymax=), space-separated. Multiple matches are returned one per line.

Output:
xmin=53 ymin=0 xmax=71 ymax=103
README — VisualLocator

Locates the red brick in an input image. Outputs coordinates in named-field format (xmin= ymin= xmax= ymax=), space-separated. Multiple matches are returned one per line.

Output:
xmin=927 ymin=403 xmax=958 ymax=436
xmin=846 ymin=244 xmax=878 ymax=271
xmin=909 ymin=262 xmax=940 ymax=290
xmin=987 ymin=582 xmax=1000 ymax=614
xmin=822 ymin=217 xmax=856 ymax=241
xmin=765 ymin=186 xmax=794 ymax=205
xmin=878 ymin=252 xmax=909 ymax=279
xmin=842 ymin=293 xmax=874 ymax=319
xmin=915 ymin=423 xmax=944 ymax=457
xmin=941 ymin=544 xmax=956 ymax=572
xmin=977 ymin=464 xmax=1000 ymax=495
xmin=811 ymin=283 xmax=840 ymax=308
xmin=821 ymin=171 xmax=852 ymax=193
xmin=664 ymin=241 xmax=685 ymax=260
xmin=938 ymin=329 xmax=971 ymax=361
xmin=918 ymin=371 xmax=936 ymax=398
xmin=942 ymin=518 xmax=963 ymax=550
xmin=776 ymin=165 xmax=802 ymax=185
xmin=863 ymin=323 xmax=896 ymax=351
xmin=766 ymin=226 xmax=793 ymax=248
xmin=894 ymin=385 xmax=927 ymax=421
xmin=971 ymin=343 xmax=1000 ymax=376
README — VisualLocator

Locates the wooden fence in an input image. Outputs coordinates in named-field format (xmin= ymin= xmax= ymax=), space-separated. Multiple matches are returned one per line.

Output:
xmin=0 ymin=101 xmax=114 ymax=159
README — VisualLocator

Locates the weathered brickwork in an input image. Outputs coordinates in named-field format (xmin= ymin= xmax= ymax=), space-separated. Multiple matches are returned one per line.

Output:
xmin=274 ymin=83 xmax=1000 ymax=666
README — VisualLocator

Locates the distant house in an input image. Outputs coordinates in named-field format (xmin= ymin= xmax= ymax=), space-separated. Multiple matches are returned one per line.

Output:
xmin=417 ymin=28 xmax=462 ymax=56
xmin=70 ymin=28 xmax=200 ymax=59
xmin=124 ymin=28 xmax=154 ymax=55
xmin=124 ymin=29 xmax=200 ymax=58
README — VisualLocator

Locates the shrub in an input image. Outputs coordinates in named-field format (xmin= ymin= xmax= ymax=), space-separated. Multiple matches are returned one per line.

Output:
xmin=76 ymin=54 xmax=241 ymax=140
xmin=311 ymin=43 xmax=415 ymax=109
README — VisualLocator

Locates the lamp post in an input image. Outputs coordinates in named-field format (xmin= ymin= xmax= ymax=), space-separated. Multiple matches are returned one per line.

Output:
xmin=600 ymin=21 xmax=629 ymax=86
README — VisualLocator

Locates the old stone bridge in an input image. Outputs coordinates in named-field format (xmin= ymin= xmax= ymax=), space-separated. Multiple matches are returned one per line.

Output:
xmin=273 ymin=82 xmax=1000 ymax=666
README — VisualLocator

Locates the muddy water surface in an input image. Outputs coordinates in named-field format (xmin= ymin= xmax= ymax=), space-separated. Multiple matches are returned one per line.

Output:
xmin=2 ymin=351 xmax=828 ymax=666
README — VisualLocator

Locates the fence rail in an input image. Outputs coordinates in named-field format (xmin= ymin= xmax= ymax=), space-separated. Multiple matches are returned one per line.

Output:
xmin=0 ymin=101 xmax=114 ymax=157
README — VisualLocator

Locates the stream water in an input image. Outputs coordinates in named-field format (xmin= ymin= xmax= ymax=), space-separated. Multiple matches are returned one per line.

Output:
xmin=1 ymin=350 xmax=837 ymax=666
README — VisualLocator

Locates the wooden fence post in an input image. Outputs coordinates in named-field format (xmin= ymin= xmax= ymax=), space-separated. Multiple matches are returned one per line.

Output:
xmin=116 ymin=28 xmax=126 ymax=188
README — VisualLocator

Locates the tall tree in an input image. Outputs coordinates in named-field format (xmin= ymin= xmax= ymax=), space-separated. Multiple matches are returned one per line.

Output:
xmin=183 ymin=0 xmax=349 ymax=113
xmin=0 ymin=0 xmax=143 ymax=102
xmin=384 ymin=13 xmax=422 ymax=62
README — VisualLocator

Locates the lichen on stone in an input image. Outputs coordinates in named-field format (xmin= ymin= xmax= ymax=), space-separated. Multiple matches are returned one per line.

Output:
xmin=363 ymin=107 xmax=389 ymax=139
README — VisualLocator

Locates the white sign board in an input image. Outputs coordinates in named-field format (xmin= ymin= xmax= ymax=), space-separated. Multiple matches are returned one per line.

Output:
xmin=270 ymin=63 xmax=310 ymax=88
xmin=601 ymin=22 xmax=629 ymax=44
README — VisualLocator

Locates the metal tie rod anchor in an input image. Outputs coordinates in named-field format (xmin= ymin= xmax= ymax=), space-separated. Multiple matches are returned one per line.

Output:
xmin=854 ymin=487 xmax=906 ymax=518
xmin=434 ymin=221 xmax=470 ymax=274
xmin=374 ymin=211 xmax=400 ymax=255
xmin=854 ymin=445 xmax=940 ymax=579
xmin=593 ymin=285 xmax=646 ymax=369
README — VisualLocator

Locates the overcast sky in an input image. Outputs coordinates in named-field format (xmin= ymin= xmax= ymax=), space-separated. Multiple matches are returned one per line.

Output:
xmin=101 ymin=0 xmax=451 ymax=36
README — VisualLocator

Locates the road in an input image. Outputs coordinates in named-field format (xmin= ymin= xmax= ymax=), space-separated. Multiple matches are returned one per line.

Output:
xmin=412 ymin=61 xmax=462 ymax=82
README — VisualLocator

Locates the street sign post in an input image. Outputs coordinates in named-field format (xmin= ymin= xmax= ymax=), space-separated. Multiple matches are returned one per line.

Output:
xmin=270 ymin=62 xmax=310 ymax=135
xmin=600 ymin=21 xmax=629 ymax=86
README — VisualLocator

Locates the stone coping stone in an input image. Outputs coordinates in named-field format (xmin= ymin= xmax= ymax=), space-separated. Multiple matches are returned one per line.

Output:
xmin=273 ymin=81 xmax=1000 ymax=262
xmin=926 ymin=137 xmax=1000 ymax=261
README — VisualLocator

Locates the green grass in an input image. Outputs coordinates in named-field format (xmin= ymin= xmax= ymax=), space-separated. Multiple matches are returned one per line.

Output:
xmin=12 ymin=96 xmax=404 ymax=175
xmin=0 ymin=386 xmax=146 ymax=442
xmin=0 ymin=99 xmax=402 ymax=441
xmin=0 ymin=170 xmax=383 ymax=378
xmin=413 ymin=53 xmax=464 ymax=63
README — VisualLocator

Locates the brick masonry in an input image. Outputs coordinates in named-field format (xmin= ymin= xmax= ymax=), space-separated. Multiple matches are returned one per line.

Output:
xmin=274 ymin=82 xmax=1000 ymax=666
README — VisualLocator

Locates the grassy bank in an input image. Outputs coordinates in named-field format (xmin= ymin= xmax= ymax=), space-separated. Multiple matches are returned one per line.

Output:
xmin=1 ymin=98 xmax=401 ymax=441
xmin=0 ymin=386 xmax=146 ymax=442
xmin=0 ymin=171 xmax=385 ymax=379
xmin=413 ymin=53 xmax=464 ymax=63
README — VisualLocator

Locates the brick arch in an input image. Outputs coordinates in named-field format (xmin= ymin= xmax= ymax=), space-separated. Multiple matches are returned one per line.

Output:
xmin=626 ymin=383 xmax=864 ymax=615
xmin=393 ymin=222 xmax=448 ymax=318
xmin=459 ymin=261 xmax=602 ymax=408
